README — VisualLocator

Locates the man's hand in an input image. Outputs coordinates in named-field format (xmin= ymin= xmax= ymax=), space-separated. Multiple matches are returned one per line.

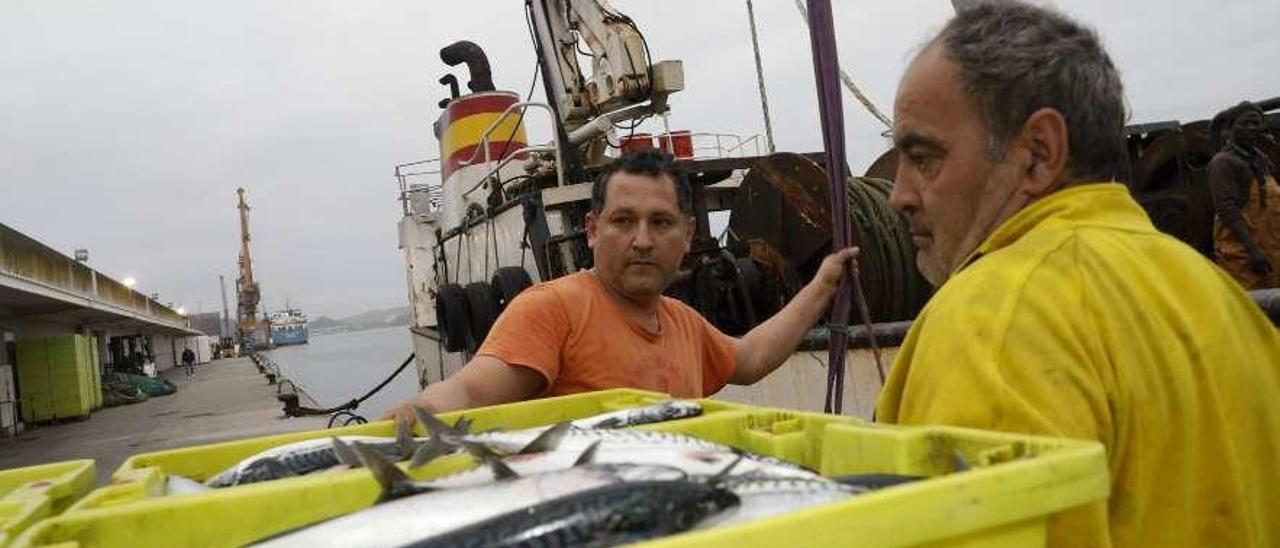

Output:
xmin=814 ymin=247 xmax=861 ymax=290
xmin=1249 ymin=250 xmax=1273 ymax=276
xmin=731 ymin=247 xmax=860 ymax=386
xmin=377 ymin=355 xmax=546 ymax=421
xmin=380 ymin=398 xmax=429 ymax=423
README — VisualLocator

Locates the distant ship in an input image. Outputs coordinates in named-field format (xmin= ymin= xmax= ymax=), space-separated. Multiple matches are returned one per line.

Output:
xmin=269 ymin=309 xmax=309 ymax=346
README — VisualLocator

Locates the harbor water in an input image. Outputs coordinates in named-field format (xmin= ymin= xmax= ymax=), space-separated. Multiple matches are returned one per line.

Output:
xmin=266 ymin=326 xmax=418 ymax=420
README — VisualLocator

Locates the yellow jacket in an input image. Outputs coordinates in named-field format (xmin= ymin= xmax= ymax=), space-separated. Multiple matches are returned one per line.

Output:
xmin=877 ymin=183 xmax=1280 ymax=547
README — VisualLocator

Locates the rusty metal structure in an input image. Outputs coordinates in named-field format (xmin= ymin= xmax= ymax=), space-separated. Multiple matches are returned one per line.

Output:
xmin=235 ymin=187 xmax=266 ymax=348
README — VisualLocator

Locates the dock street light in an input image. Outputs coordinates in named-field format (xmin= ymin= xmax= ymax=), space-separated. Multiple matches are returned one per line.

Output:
xmin=122 ymin=277 xmax=137 ymax=288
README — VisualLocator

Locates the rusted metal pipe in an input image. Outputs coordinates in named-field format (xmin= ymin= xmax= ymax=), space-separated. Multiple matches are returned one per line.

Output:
xmin=440 ymin=40 xmax=495 ymax=93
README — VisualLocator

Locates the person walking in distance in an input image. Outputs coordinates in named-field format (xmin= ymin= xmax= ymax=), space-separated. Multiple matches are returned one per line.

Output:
xmin=181 ymin=346 xmax=196 ymax=381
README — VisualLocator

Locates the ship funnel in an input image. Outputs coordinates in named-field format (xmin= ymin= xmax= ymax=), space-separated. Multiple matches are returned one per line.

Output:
xmin=440 ymin=40 xmax=495 ymax=93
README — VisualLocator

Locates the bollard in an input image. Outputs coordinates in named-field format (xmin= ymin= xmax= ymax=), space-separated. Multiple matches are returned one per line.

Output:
xmin=277 ymin=392 xmax=300 ymax=417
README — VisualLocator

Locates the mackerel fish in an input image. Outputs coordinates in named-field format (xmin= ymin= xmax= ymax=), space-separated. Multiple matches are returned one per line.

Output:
xmin=410 ymin=417 xmax=820 ymax=482
xmin=205 ymin=419 xmax=418 ymax=488
xmin=253 ymin=458 xmax=693 ymax=547
xmin=569 ymin=400 xmax=703 ymax=429
xmin=695 ymin=476 xmax=863 ymax=529
xmin=409 ymin=479 xmax=739 ymax=548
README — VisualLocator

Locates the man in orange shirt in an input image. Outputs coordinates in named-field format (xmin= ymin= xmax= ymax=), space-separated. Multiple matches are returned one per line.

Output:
xmin=385 ymin=149 xmax=857 ymax=419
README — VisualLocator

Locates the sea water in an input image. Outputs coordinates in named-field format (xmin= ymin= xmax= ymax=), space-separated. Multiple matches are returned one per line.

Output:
xmin=266 ymin=326 xmax=418 ymax=420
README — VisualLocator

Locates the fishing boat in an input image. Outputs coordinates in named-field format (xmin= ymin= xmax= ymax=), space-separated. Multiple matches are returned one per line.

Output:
xmin=391 ymin=1 xmax=1280 ymax=418
xmin=391 ymin=1 xmax=927 ymax=418
xmin=269 ymin=309 xmax=310 ymax=346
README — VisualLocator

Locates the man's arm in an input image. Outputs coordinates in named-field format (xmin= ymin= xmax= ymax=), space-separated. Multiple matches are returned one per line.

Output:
xmin=730 ymin=247 xmax=858 ymax=385
xmin=381 ymin=355 xmax=546 ymax=422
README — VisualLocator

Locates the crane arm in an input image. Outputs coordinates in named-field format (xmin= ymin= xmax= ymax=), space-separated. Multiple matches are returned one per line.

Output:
xmin=528 ymin=0 xmax=683 ymax=139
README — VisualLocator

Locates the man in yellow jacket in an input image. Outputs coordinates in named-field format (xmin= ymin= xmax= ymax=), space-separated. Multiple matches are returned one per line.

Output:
xmin=879 ymin=3 xmax=1280 ymax=547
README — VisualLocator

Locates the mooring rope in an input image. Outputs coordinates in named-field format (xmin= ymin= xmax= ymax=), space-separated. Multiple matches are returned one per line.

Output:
xmin=277 ymin=353 xmax=416 ymax=422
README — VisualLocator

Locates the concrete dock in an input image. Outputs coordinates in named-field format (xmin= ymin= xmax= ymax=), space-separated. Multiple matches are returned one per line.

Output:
xmin=0 ymin=356 xmax=328 ymax=484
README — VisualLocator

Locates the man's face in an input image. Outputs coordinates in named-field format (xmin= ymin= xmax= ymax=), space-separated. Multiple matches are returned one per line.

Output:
xmin=1233 ymin=110 xmax=1265 ymax=147
xmin=586 ymin=172 xmax=694 ymax=304
xmin=889 ymin=46 xmax=1026 ymax=285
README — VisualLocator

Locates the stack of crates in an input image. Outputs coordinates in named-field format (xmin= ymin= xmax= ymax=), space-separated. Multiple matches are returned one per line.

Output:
xmin=79 ymin=336 xmax=102 ymax=411
xmin=15 ymin=335 xmax=100 ymax=424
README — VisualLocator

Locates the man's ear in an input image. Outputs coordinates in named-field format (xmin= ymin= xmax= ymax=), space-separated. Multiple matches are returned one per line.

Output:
xmin=685 ymin=216 xmax=696 ymax=247
xmin=1018 ymin=107 xmax=1070 ymax=196
xmin=585 ymin=211 xmax=599 ymax=249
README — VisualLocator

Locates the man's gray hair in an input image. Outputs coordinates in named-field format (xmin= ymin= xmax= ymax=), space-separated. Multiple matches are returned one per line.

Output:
xmin=933 ymin=2 xmax=1128 ymax=182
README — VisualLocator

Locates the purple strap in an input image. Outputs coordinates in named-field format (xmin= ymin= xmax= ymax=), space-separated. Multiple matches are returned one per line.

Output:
xmin=806 ymin=0 xmax=867 ymax=414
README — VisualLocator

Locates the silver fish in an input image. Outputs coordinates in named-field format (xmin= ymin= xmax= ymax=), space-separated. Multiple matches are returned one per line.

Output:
xmin=569 ymin=400 xmax=704 ymax=429
xmin=404 ymin=401 xmax=698 ymax=468
xmin=696 ymin=476 xmax=862 ymax=529
xmin=253 ymin=448 xmax=690 ymax=547
xmin=413 ymin=479 xmax=739 ymax=548
xmin=411 ymin=413 xmax=817 ymax=481
xmin=205 ymin=419 xmax=418 ymax=487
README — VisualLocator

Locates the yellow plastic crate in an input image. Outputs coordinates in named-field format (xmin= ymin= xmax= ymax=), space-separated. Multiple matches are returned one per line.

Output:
xmin=638 ymin=409 xmax=1109 ymax=547
xmin=14 ymin=402 xmax=1106 ymax=548
xmin=0 ymin=460 xmax=95 ymax=546
xmin=64 ymin=388 xmax=741 ymax=513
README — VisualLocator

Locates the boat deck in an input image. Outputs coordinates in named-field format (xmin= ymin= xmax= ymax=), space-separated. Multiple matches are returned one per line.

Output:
xmin=0 ymin=357 xmax=329 ymax=484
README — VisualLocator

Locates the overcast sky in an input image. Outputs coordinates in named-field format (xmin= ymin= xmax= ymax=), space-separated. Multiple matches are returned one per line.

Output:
xmin=2 ymin=1 xmax=1277 ymax=318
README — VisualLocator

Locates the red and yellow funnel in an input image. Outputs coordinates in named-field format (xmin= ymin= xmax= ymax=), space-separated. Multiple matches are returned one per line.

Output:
xmin=438 ymin=91 xmax=528 ymax=181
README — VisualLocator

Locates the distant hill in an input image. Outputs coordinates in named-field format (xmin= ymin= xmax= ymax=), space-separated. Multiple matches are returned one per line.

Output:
xmin=310 ymin=306 xmax=410 ymax=334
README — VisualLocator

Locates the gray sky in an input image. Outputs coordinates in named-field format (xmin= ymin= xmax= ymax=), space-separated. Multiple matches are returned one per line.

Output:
xmin=2 ymin=1 xmax=1277 ymax=318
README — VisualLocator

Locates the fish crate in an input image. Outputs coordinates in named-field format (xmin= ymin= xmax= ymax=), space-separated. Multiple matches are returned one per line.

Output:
xmin=13 ymin=404 xmax=1105 ymax=548
xmin=637 ymin=409 xmax=1109 ymax=547
xmin=0 ymin=460 xmax=95 ymax=546
xmin=58 ymin=388 xmax=740 ymax=514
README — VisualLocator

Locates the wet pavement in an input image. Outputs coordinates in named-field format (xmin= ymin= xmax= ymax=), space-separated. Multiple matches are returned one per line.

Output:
xmin=0 ymin=357 xmax=328 ymax=484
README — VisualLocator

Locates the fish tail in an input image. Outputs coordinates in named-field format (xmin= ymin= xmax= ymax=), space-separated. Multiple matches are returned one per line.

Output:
xmin=462 ymin=441 xmax=520 ymax=480
xmin=408 ymin=433 xmax=455 ymax=469
xmin=516 ymin=421 xmax=571 ymax=454
xmin=352 ymin=441 xmax=430 ymax=502
xmin=394 ymin=418 xmax=416 ymax=456
xmin=330 ymin=437 xmax=363 ymax=468
xmin=412 ymin=406 xmax=458 ymax=439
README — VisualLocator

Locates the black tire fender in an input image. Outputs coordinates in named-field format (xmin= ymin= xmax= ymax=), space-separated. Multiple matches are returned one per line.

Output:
xmin=464 ymin=281 xmax=496 ymax=351
xmin=435 ymin=283 xmax=471 ymax=353
xmin=489 ymin=267 xmax=534 ymax=316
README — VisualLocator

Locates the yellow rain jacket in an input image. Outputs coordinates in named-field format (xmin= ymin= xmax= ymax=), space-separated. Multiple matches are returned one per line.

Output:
xmin=877 ymin=183 xmax=1280 ymax=547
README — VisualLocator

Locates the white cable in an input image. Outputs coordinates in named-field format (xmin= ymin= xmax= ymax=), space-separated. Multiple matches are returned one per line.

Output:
xmin=793 ymin=0 xmax=894 ymax=129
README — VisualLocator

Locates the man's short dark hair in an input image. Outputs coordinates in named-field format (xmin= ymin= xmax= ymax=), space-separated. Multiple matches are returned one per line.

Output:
xmin=932 ymin=2 xmax=1128 ymax=182
xmin=591 ymin=148 xmax=693 ymax=216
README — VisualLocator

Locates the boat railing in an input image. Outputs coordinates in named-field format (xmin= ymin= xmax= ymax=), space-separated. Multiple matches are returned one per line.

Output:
xmin=459 ymin=101 xmax=566 ymax=191
xmin=458 ymin=102 xmax=557 ymax=167
xmin=461 ymin=144 xmax=559 ymax=199
xmin=625 ymin=131 xmax=766 ymax=161
xmin=396 ymin=101 xmax=565 ymax=216
xmin=395 ymin=158 xmax=443 ymax=217
xmin=687 ymin=132 xmax=766 ymax=160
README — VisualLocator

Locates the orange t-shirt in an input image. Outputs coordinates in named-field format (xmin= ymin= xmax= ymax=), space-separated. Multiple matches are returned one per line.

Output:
xmin=477 ymin=271 xmax=737 ymax=398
